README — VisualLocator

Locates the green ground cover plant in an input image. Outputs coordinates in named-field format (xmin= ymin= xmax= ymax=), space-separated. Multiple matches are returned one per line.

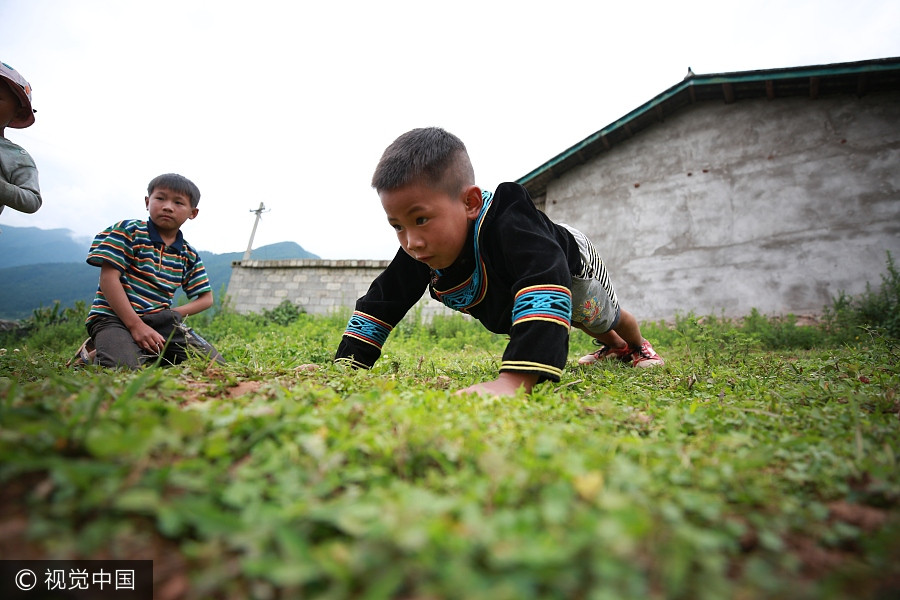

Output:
xmin=1 ymin=263 xmax=899 ymax=599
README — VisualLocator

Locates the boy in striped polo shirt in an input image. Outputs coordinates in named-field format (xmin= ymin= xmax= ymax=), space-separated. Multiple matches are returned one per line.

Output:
xmin=335 ymin=128 xmax=662 ymax=397
xmin=84 ymin=173 xmax=223 ymax=368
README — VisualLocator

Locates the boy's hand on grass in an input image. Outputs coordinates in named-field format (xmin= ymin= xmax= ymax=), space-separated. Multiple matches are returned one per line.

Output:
xmin=455 ymin=372 xmax=539 ymax=397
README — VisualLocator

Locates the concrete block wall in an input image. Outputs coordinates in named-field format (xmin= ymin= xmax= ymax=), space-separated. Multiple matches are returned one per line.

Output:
xmin=226 ymin=259 xmax=458 ymax=321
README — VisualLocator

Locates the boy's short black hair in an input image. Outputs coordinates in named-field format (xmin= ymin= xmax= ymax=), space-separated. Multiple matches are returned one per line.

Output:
xmin=372 ymin=127 xmax=475 ymax=197
xmin=147 ymin=173 xmax=201 ymax=208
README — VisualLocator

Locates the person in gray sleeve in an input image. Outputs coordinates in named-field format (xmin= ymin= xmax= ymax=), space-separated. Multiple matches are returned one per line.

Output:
xmin=0 ymin=60 xmax=41 ymax=221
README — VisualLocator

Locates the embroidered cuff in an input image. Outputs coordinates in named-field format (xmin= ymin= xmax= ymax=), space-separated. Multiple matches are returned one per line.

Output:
xmin=343 ymin=311 xmax=393 ymax=349
xmin=512 ymin=285 xmax=571 ymax=328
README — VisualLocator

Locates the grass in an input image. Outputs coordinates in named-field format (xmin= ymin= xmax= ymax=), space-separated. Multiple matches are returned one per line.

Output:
xmin=1 ymin=268 xmax=899 ymax=599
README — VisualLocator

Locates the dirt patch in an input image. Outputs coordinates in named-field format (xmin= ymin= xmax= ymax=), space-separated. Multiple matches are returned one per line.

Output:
xmin=786 ymin=533 xmax=852 ymax=577
xmin=178 ymin=379 xmax=264 ymax=403
xmin=224 ymin=380 xmax=264 ymax=398
xmin=730 ymin=499 xmax=898 ymax=588
xmin=829 ymin=500 xmax=889 ymax=532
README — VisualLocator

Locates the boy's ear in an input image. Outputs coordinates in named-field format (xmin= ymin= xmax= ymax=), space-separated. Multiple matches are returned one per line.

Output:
xmin=189 ymin=207 xmax=199 ymax=220
xmin=463 ymin=185 xmax=483 ymax=220
xmin=145 ymin=196 xmax=150 ymax=210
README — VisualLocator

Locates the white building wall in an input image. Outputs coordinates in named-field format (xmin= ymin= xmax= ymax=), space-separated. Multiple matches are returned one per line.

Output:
xmin=542 ymin=92 xmax=900 ymax=320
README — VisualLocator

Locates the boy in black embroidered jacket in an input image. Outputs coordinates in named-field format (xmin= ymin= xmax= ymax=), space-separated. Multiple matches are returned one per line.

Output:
xmin=335 ymin=127 xmax=663 ymax=396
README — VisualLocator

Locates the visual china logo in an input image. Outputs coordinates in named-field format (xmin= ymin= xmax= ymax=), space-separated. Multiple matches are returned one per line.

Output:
xmin=1 ymin=561 xmax=152 ymax=599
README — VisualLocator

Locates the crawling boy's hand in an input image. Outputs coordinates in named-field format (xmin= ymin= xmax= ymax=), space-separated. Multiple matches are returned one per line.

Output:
xmin=456 ymin=372 xmax=539 ymax=397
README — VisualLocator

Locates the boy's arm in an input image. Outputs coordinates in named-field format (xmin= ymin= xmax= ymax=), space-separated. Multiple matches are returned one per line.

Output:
xmin=173 ymin=291 xmax=213 ymax=318
xmin=483 ymin=183 xmax=576 ymax=387
xmin=335 ymin=248 xmax=431 ymax=369
xmin=0 ymin=173 xmax=42 ymax=214
xmin=177 ymin=247 xmax=214 ymax=317
xmin=0 ymin=169 xmax=43 ymax=214
xmin=99 ymin=263 xmax=167 ymax=352
xmin=0 ymin=146 xmax=42 ymax=214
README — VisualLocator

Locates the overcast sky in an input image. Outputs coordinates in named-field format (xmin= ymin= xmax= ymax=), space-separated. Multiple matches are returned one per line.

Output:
xmin=2 ymin=0 xmax=899 ymax=260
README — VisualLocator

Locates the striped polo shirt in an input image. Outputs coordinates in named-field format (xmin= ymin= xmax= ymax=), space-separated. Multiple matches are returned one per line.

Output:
xmin=85 ymin=219 xmax=212 ymax=324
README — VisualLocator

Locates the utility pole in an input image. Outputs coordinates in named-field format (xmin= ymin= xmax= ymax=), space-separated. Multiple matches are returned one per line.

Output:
xmin=243 ymin=202 xmax=268 ymax=260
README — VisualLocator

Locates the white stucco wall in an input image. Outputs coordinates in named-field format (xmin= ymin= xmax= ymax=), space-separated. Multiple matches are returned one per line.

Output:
xmin=542 ymin=92 xmax=900 ymax=320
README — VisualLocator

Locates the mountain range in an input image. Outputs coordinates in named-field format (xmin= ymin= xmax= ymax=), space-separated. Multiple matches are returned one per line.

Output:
xmin=0 ymin=225 xmax=318 ymax=321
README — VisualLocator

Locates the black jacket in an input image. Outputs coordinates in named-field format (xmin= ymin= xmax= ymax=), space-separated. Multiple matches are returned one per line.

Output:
xmin=335 ymin=182 xmax=582 ymax=382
